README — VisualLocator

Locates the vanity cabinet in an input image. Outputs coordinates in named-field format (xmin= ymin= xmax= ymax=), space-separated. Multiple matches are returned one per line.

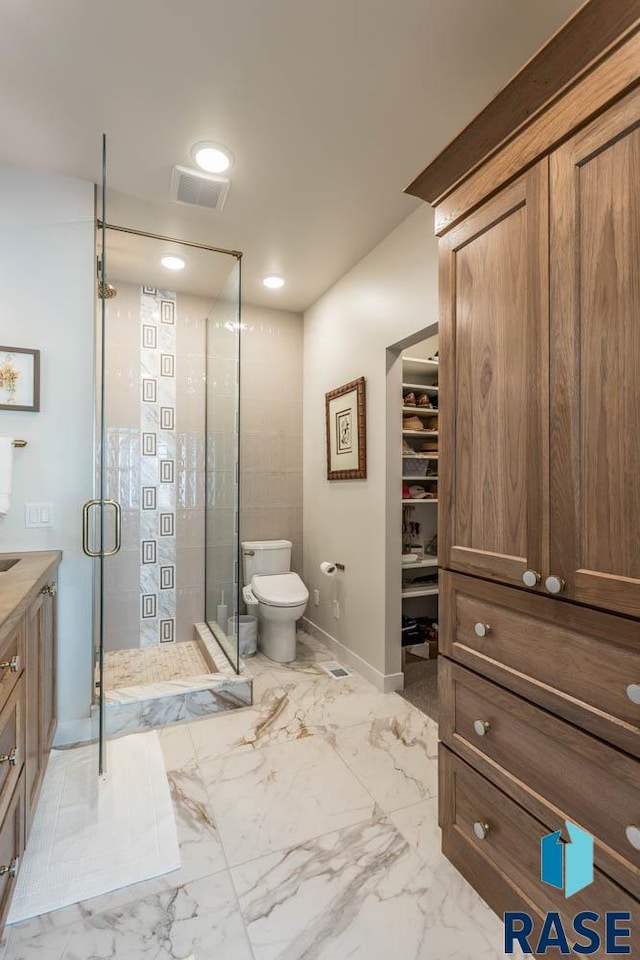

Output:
xmin=25 ymin=580 xmax=57 ymax=834
xmin=409 ymin=0 xmax=640 ymax=930
xmin=0 ymin=554 xmax=59 ymax=935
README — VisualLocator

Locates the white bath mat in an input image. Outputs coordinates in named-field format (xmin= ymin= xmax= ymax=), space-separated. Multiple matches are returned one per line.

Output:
xmin=8 ymin=731 xmax=180 ymax=924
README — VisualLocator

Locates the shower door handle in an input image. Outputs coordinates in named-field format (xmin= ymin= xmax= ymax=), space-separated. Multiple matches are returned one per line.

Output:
xmin=102 ymin=499 xmax=122 ymax=557
xmin=82 ymin=499 xmax=121 ymax=557
xmin=82 ymin=500 xmax=101 ymax=557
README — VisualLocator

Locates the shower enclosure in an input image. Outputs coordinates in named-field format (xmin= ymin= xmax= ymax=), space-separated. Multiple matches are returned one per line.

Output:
xmin=85 ymin=202 xmax=247 ymax=772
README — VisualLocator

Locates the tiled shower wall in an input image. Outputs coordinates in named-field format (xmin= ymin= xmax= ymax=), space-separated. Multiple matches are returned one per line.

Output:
xmin=240 ymin=305 xmax=303 ymax=575
xmin=103 ymin=281 xmax=208 ymax=650
xmin=104 ymin=289 xmax=303 ymax=651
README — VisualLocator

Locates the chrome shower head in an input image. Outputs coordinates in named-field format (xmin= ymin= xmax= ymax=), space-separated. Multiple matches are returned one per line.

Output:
xmin=98 ymin=281 xmax=117 ymax=299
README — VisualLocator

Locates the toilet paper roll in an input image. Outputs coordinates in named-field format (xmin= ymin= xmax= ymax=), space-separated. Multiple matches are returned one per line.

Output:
xmin=320 ymin=561 xmax=337 ymax=577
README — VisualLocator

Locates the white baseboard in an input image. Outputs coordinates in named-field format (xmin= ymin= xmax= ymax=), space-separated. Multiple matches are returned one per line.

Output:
xmin=301 ymin=617 xmax=404 ymax=693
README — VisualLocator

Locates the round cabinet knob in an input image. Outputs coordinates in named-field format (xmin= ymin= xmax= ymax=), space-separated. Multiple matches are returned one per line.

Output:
xmin=473 ymin=719 xmax=490 ymax=737
xmin=474 ymin=623 xmax=491 ymax=638
xmin=522 ymin=569 xmax=541 ymax=588
xmin=626 ymin=684 xmax=640 ymax=705
xmin=473 ymin=821 xmax=490 ymax=841
xmin=545 ymin=575 xmax=565 ymax=595
xmin=625 ymin=825 xmax=640 ymax=850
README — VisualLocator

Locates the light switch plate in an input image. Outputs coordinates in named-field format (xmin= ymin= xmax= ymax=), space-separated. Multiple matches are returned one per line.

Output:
xmin=25 ymin=503 xmax=54 ymax=528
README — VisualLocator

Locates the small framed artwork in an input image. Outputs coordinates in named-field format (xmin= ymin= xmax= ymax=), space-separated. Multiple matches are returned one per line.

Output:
xmin=325 ymin=376 xmax=367 ymax=480
xmin=0 ymin=347 xmax=40 ymax=412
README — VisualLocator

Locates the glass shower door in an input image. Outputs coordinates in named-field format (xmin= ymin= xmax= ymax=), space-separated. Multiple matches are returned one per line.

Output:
xmin=89 ymin=170 xmax=242 ymax=774
xmin=205 ymin=259 xmax=242 ymax=672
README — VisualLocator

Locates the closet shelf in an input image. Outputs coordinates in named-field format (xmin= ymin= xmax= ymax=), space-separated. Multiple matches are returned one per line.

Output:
xmin=402 ymin=407 xmax=438 ymax=416
xmin=402 ymin=382 xmax=439 ymax=394
xmin=402 ymin=475 xmax=438 ymax=481
xmin=402 ymin=452 xmax=438 ymax=460
xmin=402 ymin=357 xmax=439 ymax=380
xmin=401 ymin=585 xmax=439 ymax=599
xmin=402 ymin=558 xmax=438 ymax=569
xmin=402 ymin=430 xmax=438 ymax=438
xmin=402 ymin=499 xmax=438 ymax=505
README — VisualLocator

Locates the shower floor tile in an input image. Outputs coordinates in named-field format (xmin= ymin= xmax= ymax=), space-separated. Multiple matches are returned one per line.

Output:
xmin=103 ymin=641 xmax=211 ymax=690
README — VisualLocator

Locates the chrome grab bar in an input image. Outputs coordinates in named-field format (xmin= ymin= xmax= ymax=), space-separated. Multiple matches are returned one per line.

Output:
xmin=103 ymin=499 xmax=121 ymax=557
xmin=82 ymin=500 xmax=101 ymax=557
xmin=82 ymin=499 xmax=122 ymax=557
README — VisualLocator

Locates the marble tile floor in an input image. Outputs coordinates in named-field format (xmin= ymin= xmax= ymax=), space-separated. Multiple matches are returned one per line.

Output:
xmin=3 ymin=631 xmax=515 ymax=960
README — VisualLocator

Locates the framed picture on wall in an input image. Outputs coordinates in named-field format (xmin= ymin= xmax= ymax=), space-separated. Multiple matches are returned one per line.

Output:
xmin=0 ymin=346 xmax=40 ymax=412
xmin=325 ymin=376 xmax=366 ymax=480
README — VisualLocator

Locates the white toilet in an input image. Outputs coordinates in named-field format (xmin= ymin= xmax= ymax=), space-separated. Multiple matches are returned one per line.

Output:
xmin=241 ymin=539 xmax=308 ymax=663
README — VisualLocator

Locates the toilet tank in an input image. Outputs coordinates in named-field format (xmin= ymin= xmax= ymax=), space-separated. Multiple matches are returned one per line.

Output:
xmin=242 ymin=540 xmax=292 ymax=582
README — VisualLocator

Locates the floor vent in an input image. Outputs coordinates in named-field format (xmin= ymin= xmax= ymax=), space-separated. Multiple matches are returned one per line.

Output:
xmin=170 ymin=165 xmax=230 ymax=211
xmin=319 ymin=661 xmax=352 ymax=679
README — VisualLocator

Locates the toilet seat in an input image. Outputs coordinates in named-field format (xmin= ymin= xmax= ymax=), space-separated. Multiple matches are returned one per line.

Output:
xmin=251 ymin=573 xmax=308 ymax=608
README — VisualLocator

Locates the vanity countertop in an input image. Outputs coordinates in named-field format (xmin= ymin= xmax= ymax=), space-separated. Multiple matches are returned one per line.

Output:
xmin=0 ymin=551 xmax=62 ymax=644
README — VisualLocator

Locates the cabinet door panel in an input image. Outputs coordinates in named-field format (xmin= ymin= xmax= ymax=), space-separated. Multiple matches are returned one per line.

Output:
xmin=550 ymin=86 xmax=640 ymax=617
xmin=439 ymin=161 xmax=548 ymax=587
xmin=24 ymin=595 xmax=43 ymax=836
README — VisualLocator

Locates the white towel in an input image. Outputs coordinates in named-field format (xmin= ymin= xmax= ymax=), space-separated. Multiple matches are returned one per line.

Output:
xmin=0 ymin=437 xmax=14 ymax=516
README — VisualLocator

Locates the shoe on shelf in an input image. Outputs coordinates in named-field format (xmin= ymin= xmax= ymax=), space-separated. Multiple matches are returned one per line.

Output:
xmin=421 ymin=439 xmax=438 ymax=452
xmin=408 ymin=485 xmax=428 ymax=499
xmin=403 ymin=392 xmax=416 ymax=407
xmin=403 ymin=415 xmax=424 ymax=431
xmin=417 ymin=393 xmax=433 ymax=408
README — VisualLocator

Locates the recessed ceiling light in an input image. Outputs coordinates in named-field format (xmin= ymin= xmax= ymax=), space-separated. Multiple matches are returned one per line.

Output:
xmin=262 ymin=275 xmax=285 ymax=289
xmin=191 ymin=141 xmax=233 ymax=174
xmin=161 ymin=255 xmax=186 ymax=271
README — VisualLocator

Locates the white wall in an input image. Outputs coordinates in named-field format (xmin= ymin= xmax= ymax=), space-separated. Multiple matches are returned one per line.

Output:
xmin=0 ymin=165 xmax=95 ymax=723
xmin=302 ymin=205 xmax=438 ymax=686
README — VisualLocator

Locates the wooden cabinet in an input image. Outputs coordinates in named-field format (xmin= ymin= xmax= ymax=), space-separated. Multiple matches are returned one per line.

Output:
xmin=434 ymin=37 xmax=640 ymax=617
xmin=550 ymin=86 xmax=640 ymax=618
xmin=25 ymin=581 xmax=57 ymax=835
xmin=439 ymin=163 xmax=548 ymax=589
xmin=410 ymin=0 xmax=640 ymax=933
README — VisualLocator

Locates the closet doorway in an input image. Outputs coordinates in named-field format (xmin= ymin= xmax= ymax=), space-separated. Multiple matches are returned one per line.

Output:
xmin=385 ymin=323 xmax=439 ymax=722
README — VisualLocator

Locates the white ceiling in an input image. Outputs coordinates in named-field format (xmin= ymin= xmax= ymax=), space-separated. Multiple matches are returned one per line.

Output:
xmin=0 ymin=0 xmax=583 ymax=312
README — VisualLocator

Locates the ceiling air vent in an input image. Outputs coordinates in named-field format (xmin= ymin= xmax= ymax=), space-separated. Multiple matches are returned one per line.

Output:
xmin=170 ymin=165 xmax=230 ymax=211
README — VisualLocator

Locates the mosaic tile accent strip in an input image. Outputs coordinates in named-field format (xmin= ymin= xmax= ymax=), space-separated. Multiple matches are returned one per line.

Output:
xmin=142 ymin=324 xmax=157 ymax=349
xmin=160 ymin=300 xmax=175 ymax=325
xmin=160 ymin=513 xmax=175 ymax=537
xmin=161 ymin=354 xmax=175 ymax=377
xmin=142 ymin=487 xmax=157 ymax=510
xmin=140 ymin=287 xmax=177 ymax=645
xmin=160 ymin=459 xmax=175 ymax=483
xmin=142 ymin=379 xmax=157 ymax=403
xmin=161 ymin=406 xmax=175 ymax=430
xmin=142 ymin=432 xmax=157 ymax=456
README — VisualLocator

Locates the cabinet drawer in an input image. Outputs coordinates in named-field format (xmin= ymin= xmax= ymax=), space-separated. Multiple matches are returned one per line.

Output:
xmin=440 ymin=659 xmax=640 ymax=898
xmin=0 ymin=622 xmax=24 ymax=717
xmin=0 ymin=770 xmax=25 ymax=933
xmin=440 ymin=746 xmax=638 ymax=954
xmin=441 ymin=571 xmax=640 ymax=758
xmin=0 ymin=681 xmax=24 ymax=829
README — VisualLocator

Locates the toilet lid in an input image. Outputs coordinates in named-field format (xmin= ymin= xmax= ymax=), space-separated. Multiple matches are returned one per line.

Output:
xmin=251 ymin=573 xmax=308 ymax=607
